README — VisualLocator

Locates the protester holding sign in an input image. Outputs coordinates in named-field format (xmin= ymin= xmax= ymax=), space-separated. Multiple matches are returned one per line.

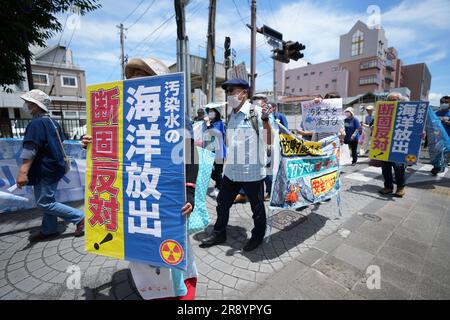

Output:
xmin=81 ymin=57 xmax=199 ymax=300
xmin=17 ymin=89 xmax=85 ymax=243
xmin=377 ymin=92 xmax=409 ymax=197
xmin=359 ymin=105 xmax=374 ymax=156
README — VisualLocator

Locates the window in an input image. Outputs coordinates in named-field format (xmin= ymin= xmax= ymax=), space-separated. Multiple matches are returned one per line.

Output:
xmin=319 ymin=72 xmax=323 ymax=76
xmin=360 ymin=60 xmax=378 ymax=70
xmin=359 ymin=75 xmax=379 ymax=85
xmin=299 ymin=88 xmax=303 ymax=92
xmin=297 ymin=75 xmax=300 ymax=80
xmin=286 ymin=76 xmax=290 ymax=80
xmin=32 ymin=73 xmax=49 ymax=86
xmin=50 ymin=111 xmax=62 ymax=118
xmin=325 ymin=84 xmax=329 ymax=89
xmin=304 ymin=73 xmax=308 ymax=76
xmin=311 ymin=72 xmax=315 ymax=75
xmin=61 ymin=75 xmax=77 ymax=88
xmin=351 ymin=30 xmax=364 ymax=56
xmin=331 ymin=79 xmax=337 ymax=83
xmin=315 ymin=85 xmax=320 ymax=90
xmin=291 ymin=88 xmax=295 ymax=93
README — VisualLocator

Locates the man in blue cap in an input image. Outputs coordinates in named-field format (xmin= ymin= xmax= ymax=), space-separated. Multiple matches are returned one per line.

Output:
xmin=200 ymin=79 xmax=273 ymax=251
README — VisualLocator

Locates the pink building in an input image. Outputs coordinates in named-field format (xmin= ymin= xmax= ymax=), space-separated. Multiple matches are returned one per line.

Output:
xmin=275 ymin=21 xmax=431 ymax=101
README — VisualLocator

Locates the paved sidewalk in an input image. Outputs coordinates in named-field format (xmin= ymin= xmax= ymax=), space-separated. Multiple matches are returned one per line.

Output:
xmin=246 ymin=180 xmax=450 ymax=299
xmin=0 ymin=157 xmax=449 ymax=300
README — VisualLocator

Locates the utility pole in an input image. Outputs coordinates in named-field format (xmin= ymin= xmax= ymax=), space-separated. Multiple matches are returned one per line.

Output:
xmin=117 ymin=23 xmax=126 ymax=80
xmin=205 ymin=0 xmax=216 ymax=103
xmin=175 ymin=0 xmax=193 ymax=117
xmin=250 ymin=0 xmax=257 ymax=97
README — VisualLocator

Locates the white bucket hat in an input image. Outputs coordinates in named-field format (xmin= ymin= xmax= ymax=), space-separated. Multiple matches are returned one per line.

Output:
xmin=366 ymin=105 xmax=374 ymax=111
xmin=344 ymin=107 xmax=354 ymax=116
xmin=20 ymin=89 xmax=51 ymax=112
xmin=125 ymin=56 xmax=170 ymax=79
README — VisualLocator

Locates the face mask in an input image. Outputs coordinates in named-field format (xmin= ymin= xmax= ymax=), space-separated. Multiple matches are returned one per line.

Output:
xmin=208 ymin=112 xmax=215 ymax=119
xmin=440 ymin=103 xmax=449 ymax=110
xmin=227 ymin=93 xmax=242 ymax=110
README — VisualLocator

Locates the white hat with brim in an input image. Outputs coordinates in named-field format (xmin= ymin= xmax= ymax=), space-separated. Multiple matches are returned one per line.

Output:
xmin=204 ymin=102 xmax=226 ymax=114
xmin=344 ymin=107 xmax=354 ymax=115
xmin=366 ymin=105 xmax=374 ymax=111
xmin=125 ymin=56 xmax=170 ymax=79
xmin=20 ymin=89 xmax=50 ymax=113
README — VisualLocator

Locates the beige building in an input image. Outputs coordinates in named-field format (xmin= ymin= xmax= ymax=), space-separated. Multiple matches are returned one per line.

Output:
xmin=0 ymin=44 xmax=86 ymax=138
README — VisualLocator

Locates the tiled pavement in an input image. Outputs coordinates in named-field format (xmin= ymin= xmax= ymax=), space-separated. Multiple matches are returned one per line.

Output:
xmin=1 ymin=156 xmax=449 ymax=300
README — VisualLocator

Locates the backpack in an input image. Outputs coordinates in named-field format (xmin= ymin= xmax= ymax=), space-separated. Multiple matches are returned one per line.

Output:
xmin=246 ymin=104 xmax=260 ymax=136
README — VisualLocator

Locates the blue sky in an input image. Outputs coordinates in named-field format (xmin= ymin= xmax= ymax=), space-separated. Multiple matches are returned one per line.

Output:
xmin=49 ymin=0 xmax=450 ymax=105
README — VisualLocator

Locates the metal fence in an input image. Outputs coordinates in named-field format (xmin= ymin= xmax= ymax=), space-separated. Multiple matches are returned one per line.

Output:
xmin=8 ymin=118 xmax=86 ymax=140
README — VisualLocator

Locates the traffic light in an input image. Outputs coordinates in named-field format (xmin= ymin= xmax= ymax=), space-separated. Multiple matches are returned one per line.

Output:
xmin=224 ymin=36 xmax=231 ymax=69
xmin=224 ymin=37 xmax=231 ymax=60
xmin=272 ymin=47 xmax=289 ymax=63
xmin=285 ymin=41 xmax=306 ymax=61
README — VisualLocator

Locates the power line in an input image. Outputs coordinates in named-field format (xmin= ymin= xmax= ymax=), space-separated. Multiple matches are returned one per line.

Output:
xmin=127 ymin=13 xmax=175 ymax=56
xmin=120 ymin=0 xmax=145 ymax=24
xmin=126 ymin=0 xmax=157 ymax=30
xmin=135 ymin=0 xmax=204 ymax=56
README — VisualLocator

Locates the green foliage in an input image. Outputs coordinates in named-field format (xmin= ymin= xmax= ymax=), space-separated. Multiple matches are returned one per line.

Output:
xmin=0 ymin=0 xmax=101 ymax=91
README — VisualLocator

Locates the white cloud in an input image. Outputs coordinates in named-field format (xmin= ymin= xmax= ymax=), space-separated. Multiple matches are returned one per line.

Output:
xmin=49 ymin=0 xmax=449 ymax=94
xmin=429 ymin=92 xmax=444 ymax=106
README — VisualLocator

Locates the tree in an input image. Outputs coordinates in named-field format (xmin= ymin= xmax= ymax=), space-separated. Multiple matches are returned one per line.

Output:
xmin=0 ymin=0 xmax=101 ymax=92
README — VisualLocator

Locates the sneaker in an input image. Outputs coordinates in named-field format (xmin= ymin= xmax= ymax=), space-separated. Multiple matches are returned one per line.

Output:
xmin=29 ymin=232 xmax=60 ymax=243
xmin=351 ymin=162 xmax=357 ymax=166
xmin=395 ymin=187 xmax=406 ymax=198
xmin=209 ymin=188 xmax=220 ymax=198
xmin=234 ymin=194 xmax=247 ymax=204
xmin=74 ymin=220 xmax=85 ymax=237
xmin=378 ymin=188 xmax=393 ymax=195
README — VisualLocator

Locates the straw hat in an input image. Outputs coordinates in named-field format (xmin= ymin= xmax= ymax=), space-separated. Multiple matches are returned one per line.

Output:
xmin=125 ymin=56 xmax=170 ymax=79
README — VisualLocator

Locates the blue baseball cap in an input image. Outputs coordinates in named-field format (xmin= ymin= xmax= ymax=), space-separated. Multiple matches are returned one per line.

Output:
xmin=221 ymin=78 xmax=250 ymax=91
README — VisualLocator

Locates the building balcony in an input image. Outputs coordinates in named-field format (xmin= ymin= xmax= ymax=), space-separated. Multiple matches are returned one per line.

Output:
xmin=385 ymin=59 xmax=395 ymax=71
xmin=360 ymin=60 xmax=381 ymax=70
xmin=385 ymin=74 xmax=394 ymax=82
xmin=359 ymin=75 xmax=381 ymax=86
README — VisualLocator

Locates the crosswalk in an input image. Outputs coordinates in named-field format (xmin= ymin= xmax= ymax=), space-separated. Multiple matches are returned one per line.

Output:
xmin=344 ymin=162 xmax=449 ymax=184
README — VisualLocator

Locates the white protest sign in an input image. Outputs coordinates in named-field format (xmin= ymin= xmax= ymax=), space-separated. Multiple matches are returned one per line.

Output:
xmin=230 ymin=62 xmax=248 ymax=81
xmin=301 ymin=98 xmax=343 ymax=133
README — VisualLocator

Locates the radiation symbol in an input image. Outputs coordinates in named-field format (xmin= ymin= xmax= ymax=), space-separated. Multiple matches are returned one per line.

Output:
xmin=159 ymin=240 xmax=184 ymax=265
xmin=405 ymin=154 xmax=417 ymax=164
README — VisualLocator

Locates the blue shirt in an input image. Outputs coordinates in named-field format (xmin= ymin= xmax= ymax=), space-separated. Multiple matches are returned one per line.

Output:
xmin=344 ymin=116 xmax=361 ymax=143
xmin=203 ymin=120 xmax=227 ymax=160
xmin=273 ymin=112 xmax=289 ymax=129
xmin=224 ymin=101 xmax=267 ymax=182
xmin=365 ymin=115 xmax=374 ymax=125
xmin=436 ymin=109 xmax=450 ymax=137
xmin=22 ymin=115 xmax=66 ymax=185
